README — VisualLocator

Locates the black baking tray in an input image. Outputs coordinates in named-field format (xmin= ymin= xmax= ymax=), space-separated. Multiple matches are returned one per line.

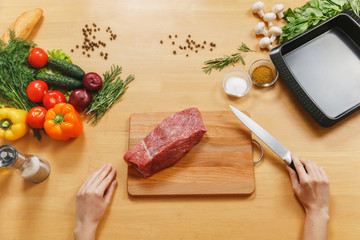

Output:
xmin=270 ymin=11 xmax=360 ymax=127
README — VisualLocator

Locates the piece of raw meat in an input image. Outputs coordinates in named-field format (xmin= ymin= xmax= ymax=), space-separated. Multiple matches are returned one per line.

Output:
xmin=124 ymin=108 xmax=207 ymax=177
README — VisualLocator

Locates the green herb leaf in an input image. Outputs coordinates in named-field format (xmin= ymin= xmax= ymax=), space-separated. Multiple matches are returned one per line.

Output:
xmin=86 ymin=65 xmax=135 ymax=125
xmin=203 ymin=42 xmax=254 ymax=74
xmin=280 ymin=0 xmax=360 ymax=43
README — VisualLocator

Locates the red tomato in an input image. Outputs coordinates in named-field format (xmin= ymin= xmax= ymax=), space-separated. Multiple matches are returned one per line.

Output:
xmin=28 ymin=48 xmax=48 ymax=68
xmin=42 ymin=91 xmax=66 ymax=109
xmin=27 ymin=107 xmax=48 ymax=129
xmin=26 ymin=80 xmax=48 ymax=102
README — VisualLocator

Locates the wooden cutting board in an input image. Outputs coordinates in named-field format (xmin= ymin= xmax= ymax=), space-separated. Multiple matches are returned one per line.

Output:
xmin=127 ymin=110 xmax=255 ymax=197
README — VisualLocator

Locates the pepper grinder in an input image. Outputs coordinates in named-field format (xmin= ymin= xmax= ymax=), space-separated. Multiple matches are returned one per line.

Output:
xmin=0 ymin=144 xmax=51 ymax=183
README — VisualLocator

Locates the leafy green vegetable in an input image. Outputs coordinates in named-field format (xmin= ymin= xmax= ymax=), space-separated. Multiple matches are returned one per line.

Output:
xmin=0 ymin=32 xmax=41 ymax=139
xmin=202 ymin=43 xmax=254 ymax=74
xmin=280 ymin=0 xmax=360 ymax=43
xmin=47 ymin=49 xmax=72 ymax=63
xmin=39 ymin=49 xmax=72 ymax=75
xmin=86 ymin=65 xmax=135 ymax=125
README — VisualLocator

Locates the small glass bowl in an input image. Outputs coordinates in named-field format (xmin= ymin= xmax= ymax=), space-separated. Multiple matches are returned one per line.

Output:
xmin=249 ymin=59 xmax=279 ymax=87
xmin=222 ymin=69 xmax=252 ymax=97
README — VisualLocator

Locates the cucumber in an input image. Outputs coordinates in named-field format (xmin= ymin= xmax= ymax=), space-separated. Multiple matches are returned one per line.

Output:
xmin=47 ymin=57 xmax=85 ymax=80
xmin=37 ymin=73 xmax=83 ymax=90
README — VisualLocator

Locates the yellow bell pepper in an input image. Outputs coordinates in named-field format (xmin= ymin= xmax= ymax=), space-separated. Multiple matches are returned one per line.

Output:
xmin=0 ymin=108 xmax=28 ymax=140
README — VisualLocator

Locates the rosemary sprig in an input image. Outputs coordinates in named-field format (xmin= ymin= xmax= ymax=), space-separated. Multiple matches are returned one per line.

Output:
xmin=86 ymin=65 xmax=135 ymax=125
xmin=202 ymin=53 xmax=245 ymax=74
xmin=202 ymin=43 xmax=254 ymax=74
xmin=238 ymin=42 xmax=255 ymax=52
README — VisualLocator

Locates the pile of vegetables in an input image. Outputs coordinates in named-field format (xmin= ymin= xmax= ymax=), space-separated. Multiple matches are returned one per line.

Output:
xmin=0 ymin=33 xmax=134 ymax=141
xmin=280 ymin=0 xmax=360 ymax=43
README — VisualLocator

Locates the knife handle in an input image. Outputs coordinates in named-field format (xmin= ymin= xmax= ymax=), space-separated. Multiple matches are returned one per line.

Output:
xmin=289 ymin=160 xmax=307 ymax=178
xmin=289 ymin=161 xmax=298 ymax=174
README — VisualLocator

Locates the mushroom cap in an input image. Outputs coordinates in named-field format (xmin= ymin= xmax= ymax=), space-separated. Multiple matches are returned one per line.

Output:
xmin=264 ymin=12 xmax=276 ymax=22
xmin=252 ymin=1 xmax=265 ymax=11
xmin=269 ymin=26 xmax=282 ymax=36
xmin=259 ymin=37 xmax=271 ymax=47
xmin=255 ymin=22 xmax=268 ymax=35
xmin=272 ymin=3 xmax=284 ymax=13
xmin=255 ymin=22 xmax=266 ymax=30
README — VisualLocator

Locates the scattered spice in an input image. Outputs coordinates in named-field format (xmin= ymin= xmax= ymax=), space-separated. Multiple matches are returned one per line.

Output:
xmin=72 ymin=23 xmax=117 ymax=60
xmin=251 ymin=66 xmax=274 ymax=85
xmin=160 ymin=34 xmax=217 ymax=57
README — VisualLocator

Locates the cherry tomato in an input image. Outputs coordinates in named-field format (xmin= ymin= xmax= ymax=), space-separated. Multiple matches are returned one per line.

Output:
xmin=42 ymin=91 xmax=66 ymax=109
xmin=28 ymin=48 xmax=48 ymax=68
xmin=26 ymin=80 xmax=48 ymax=102
xmin=27 ymin=107 xmax=47 ymax=129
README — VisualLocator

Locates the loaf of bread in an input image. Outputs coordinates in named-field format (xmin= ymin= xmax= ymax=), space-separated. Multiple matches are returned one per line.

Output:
xmin=1 ymin=8 xmax=43 ymax=43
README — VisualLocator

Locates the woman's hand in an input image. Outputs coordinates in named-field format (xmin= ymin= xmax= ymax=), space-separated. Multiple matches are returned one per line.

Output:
xmin=74 ymin=164 xmax=117 ymax=240
xmin=287 ymin=155 xmax=330 ymax=240
xmin=287 ymin=155 xmax=330 ymax=214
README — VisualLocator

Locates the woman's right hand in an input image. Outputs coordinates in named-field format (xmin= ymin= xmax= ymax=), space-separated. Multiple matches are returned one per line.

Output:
xmin=287 ymin=154 xmax=330 ymax=215
xmin=287 ymin=154 xmax=330 ymax=240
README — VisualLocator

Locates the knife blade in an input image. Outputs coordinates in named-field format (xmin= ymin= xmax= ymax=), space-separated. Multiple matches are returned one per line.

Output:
xmin=229 ymin=105 xmax=297 ymax=173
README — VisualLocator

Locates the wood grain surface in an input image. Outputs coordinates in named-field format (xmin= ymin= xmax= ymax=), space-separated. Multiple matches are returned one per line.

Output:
xmin=127 ymin=110 xmax=254 ymax=197
xmin=1 ymin=0 xmax=360 ymax=239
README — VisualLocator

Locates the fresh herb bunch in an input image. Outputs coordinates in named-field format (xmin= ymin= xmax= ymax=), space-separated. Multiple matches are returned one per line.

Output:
xmin=203 ymin=43 xmax=254 ymax=74
xmin=280 ymin=0 xmax=360 ymax=43
xmin=86 ymin=65 xmax=134 ymax=125
xmin=0 ymin=32 xmax=41 ymax=139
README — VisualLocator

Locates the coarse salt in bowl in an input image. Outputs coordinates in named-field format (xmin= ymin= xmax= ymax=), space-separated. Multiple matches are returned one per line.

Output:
xmin=222 ymin=69 xmax=252 ymax=97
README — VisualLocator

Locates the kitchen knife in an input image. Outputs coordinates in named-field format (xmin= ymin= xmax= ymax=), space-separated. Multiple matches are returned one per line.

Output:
xmin=229 ymin=105 xmax=297 ymax=173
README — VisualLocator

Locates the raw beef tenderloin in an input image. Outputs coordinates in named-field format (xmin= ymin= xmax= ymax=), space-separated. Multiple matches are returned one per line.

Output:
xmin=124 ymin=108 xmax=207 ymax=177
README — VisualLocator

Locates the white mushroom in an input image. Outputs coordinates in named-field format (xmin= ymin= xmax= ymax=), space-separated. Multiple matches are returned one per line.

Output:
xmin=269 ymin=26 xmax=282 ymax=42
xmin=272 ymin=4 xmax=285 ymax=19
xmin=263 ymin=12 xmax=277 ymax=27
xmin=259 ymin=37 xmax=273 ymax=51
xmin=254 ymin=22 xmax=268 ymax=37
xmin=252 ymin=1 xmax=265 ymax=18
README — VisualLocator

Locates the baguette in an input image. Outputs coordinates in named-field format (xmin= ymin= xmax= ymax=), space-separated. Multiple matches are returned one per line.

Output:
xmin=1 ymin=8 xmax=43 ymax=43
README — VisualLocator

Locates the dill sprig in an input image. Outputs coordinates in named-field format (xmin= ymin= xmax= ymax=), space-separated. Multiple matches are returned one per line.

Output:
xmin=0 ymin=31 xmax=41 ymax=140
xmin=202 ymin=43 xmax=254 ymax=74
xmin=86 ymin=65 xmax=135 ymax=125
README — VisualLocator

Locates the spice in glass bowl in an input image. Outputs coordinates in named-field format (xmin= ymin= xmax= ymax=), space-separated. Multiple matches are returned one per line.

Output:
xmin=251 ymin=66 xmax=273 ymax=85
xmin=249 ymin=59 xmax=278 ymax=87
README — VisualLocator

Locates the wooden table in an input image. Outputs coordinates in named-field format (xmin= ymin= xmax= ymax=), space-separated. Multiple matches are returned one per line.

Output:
xmin=1 ymin=0 xmax=359 ymax=239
